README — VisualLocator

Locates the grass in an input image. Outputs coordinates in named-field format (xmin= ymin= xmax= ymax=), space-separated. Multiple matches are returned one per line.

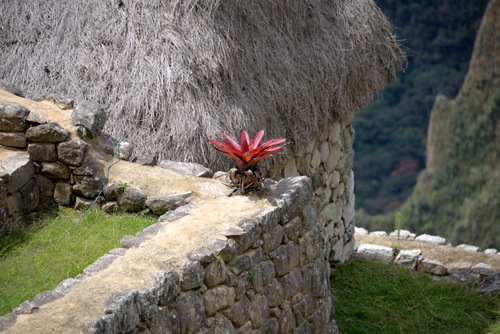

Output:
xmin=0 ymin=206 xmax=157 ymax=316
xmin=331 ymin=259 xmax=500 ymax=334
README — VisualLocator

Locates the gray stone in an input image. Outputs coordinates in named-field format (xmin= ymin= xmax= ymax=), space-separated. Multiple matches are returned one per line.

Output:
xmin=415 ymin=234 xmax=446 ymax=245
xmin=138 ymin=287 xmax=159 ymax=321
xmin=389 ymin=229 xmax=413 ymax=239
xmin=22 ymin=185 xmax=39 ymax=213
xmin=54 ymin=278 xmax=81 ymax=294
xmin=204 ymin=259 xmax=227 ymax=288
xmin=73 ymin=175 xmax=103 ymax=198
xmin=0 ymin=313 xmax=17 ymax=332
xmin=120 ymin=235 xmax=148 ymax=248
xmin=299 ymin=226 xmax=323 ymax=266
xmin=104 ymin=289 xmax=141 ymax=333
xmin=279 ymin=268 xmax=303 ymax=300
xmin=154 ymin=271 xmax=181 ymax=305
xmin=261 ymin=224 xmax=284 ymax=254
xmin=420 ymin=259 xmax=447 ymax=276
xmin=0 ymin=80 xmax=24 ymax=97
xmin=477 ymin=271 xmax=500 ymax=293
xmin=145 ymin=191 xmax=192 ymax=216
xmin=320 ymin=202 xmax=342 ymax=225
xmin=203 ymin=286 xmax=236 ymax=316
xmin=354 ymin=244 xmax=394 ymax=264
xmin=176 ymin=291 xmax=207 ymax=333
xmin=83 ymin=315 xmax=118 ymax=334
xmin=53 ymin=182 xmax=72 ymax=205
xmin=74 ymin=196 xmax=94 ymax=211
xmin=158 ymin=159 xmax=213 ymax=178
xmin=267 ymin=176 xmax=313 ymax=222
xmin=265 ymin=279 xmax=284 ymax=308
xmin=485 ymin=249 xmax=498 ymax=255
xmin=83 ymin=254 xmax=118 ymax=276
xmin=229 ymin=248 xmax=264 ymax=275
xmin=259 ymin=318 xmax=279 ymax=334
xmin=471 ymin=263 xmax=494 ymax=276
xmin=57 ymin=139 xmax=90 ymax=166
xmin=13 ymin=301 xmax=40 ymax=315
xmin=26 ymin=109 xmax=47 ymax=124
xmin=71 ymin=102 xmax=106 ymax=138
xmin=283 ymin=216 xmax=303 ymax=241
xmin=72 ymin=160 xmax=103 ymax=176
xmin=0 ymin=102 xmax=29 ymax=131
xmin=102 ymin=201 xmax=119 ymax=213
xmin=233 ymin=224 xmax=262 ymax=255
xmin=134 ymin=155 xmax=158 ymax=166
xmin=6 ymin=193 xmax=22 ymax=216
xmin=270 ymin=242 xmax=300 ymax=276
xmin=103 ymin=182 xmax=125 ymax=200
xmin=187 ymin=247 xmax=217 ymax=264
xmin=369 ymin=231 xmax=388 ymax=237
xmin=0 ymin=132 xmax=27 ymax=148
xmin=159 ymin=203 xmax=195 ymax=222
xmin=254 ymin=261 xmax=275 ymax=286
xmin=25 ymin=122 xmax=71 ymax=142
xmin=223 ymin=296 xmax=250 ymax=327
xmin=309 ymin=257 xmax=330 ymax=297
xmin=118 ymin=186 xmax=147 ymax=212
xmin=1 ymin=153 xmax=34 ymax=193
xmin=206 ymin=313 xmax=237 ymax=334
xmin=456 ymin=244 xmax=481 ymax=252
xmin=180 ymin=261 xmax=205 ymax=290
xmin=41 ymin=161 xmax=71 ymax=179
xmin=249 ymin=294 xmax=268 ymax=329
xmin=354 ymin=227 xmax=369 ymax=235
xmin=28 ymin=143 xmax=58 ymax=162
xmin=278 ymin=301 xmax=296 ymax=333
xmin=395 ymin=249 xmax=422 ymax=270
xmin=448 ymin=270 xmax=473 ymax=283
xmin=118 ymin=141 xmax=134 ymax=161
xmin=33 ymin=290 xmax=65 ymax=305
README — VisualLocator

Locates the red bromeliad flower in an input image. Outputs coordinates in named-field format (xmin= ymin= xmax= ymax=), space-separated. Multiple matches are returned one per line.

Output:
xmin=208 ymin=130 xmax=287 ymax=171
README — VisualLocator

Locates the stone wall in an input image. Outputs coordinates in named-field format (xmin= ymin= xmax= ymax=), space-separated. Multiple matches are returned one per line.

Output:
xmin=272 ymin=122 xmax=356 ymax=266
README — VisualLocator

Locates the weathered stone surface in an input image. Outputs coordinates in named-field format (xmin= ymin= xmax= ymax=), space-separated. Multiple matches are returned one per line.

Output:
xmin=118 ymin=186 xmax=147 ymax=212
xmin=283 ymin=216 xmax=303 ymax=241
xmin=120 ymin=235 xmax=148 ymax=248
xmin=1 ymin=153 xmax=34 ymax=193
xmin=72 ymin=160 xmax=103 ymax=176
xmin=0 ymin=102 xmax=29 ymax=131
xmin=265 ymin=279 xmax=284 ymax=308
xmin=6 ymin=193 xmax=22 ymax=216
xmin=158 ymin=159 xmax=213 ymax=178
xmin=354 ymin=227 xmax=369 ymax=235
xmin=27 ymin=143 xmax=58 ymax=162
xmin=471 ymin=263 xmax=494 ymax=276
xmin=57 ymin=140 xmax=90 ymax=166
xmin=456 ymin=244 xmax=481 ymax=252
xmin=420 ymin=259 xmax=447 ymax=276
xmin=223 ymin=296 xmax=250 ymax=327
xmin=54 ymin=278 xmax=81 ymax=294
xmin=102 ymin=201 xmax=119 ymax=213
xmin=53 ymin=182 xmax=72 ymax=205
xmin=0 ymin=80 xmax=23 ymax=97
xmin=176 ymin=291 xmax=207 ymax=333
xmin=204 ymin=259 xmax=227 ymax=288
xmin=73 ymin=175 xmax=103 ymax=198
xmin=13 ymin=301 xmax=40 ymax=315
xmin=0 ymin=132 xmax=27 ymax=148
xmin=33 ymin=290 xmax=65 ymax=305
xmin=133 ymin=155 xmax=158 ymax=166
xmin=104 ymin=289 xmax=140 ymax=333
xmin=279 ymin=268 xmax=303 ymax=300
xmin=25 ymin=122 xmax=71 ymax=142
xmin=83 ymin=254 xmax=118 ymax=276
xmin=0 ymin=313 xmax=17 ymax=332
xmin=204 ymin=286 xmax=236 ymax=316
xmin=415 ymin=234 xmax=446 ymax=245
xmin=74 ymin=196 xmax=95 ymax=211
xmin=154 ymin=271 xmax=181 ymax=305
xmin=484 ymin=249 xmax=498 ymax=255
xmin=27 ymin=109 xmax=47 ymax=124
xmin=261 ymin=225 xmax=284 ymax=254
xmin=40 ymin=161 xmax=71 ymax=179
xmin=180 ymin=261 xmax=205 ymax=290
xmin=354 ymin=244 xmax=394 ymax=264
xmin=249 ymin=294 xmax=268 ymax=329
xmin=260 ymin=318 xmax=279 ymax=334
xmin=159 ymin=203 xmax=195 ymax=222
xmin=229 ymin=248 xmax=264 ymax=275
xmin=103 ymin=182 xmax=125 ymax=200
xmin=71 ymin=102 xmax=106 ymax=138
xmin=299 ymin=226 xmax=323 ymax=266
xmin=395 ymin=249 xmax=422 ymax=270
xmin=320 ymin=202 xmax=342 ymax=225
xmin=278 ymin=300 xmax=296 ymax=333
xmin=83 ymin=314 xmax=118 ymax=334
xmin=267 ymin=176 xmax=313 ymax=222
xmin=309 ymin=258 xmax=330 ymax=298
xmin=477 ymin=271 xmax=500 ymax=293
xmin=270 ymin=242 xmax=300 ymax=276
xmin=138 ymin=287 xmax=159 ymax=321
xmin=145 ymin=192 xmax=192 ymax=216
xmin=369 ymin=231 xmax=387 ymax=237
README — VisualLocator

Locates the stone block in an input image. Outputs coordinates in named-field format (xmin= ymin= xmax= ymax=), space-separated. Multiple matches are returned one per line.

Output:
xmin=138 ymin=287 xmax=159 ymax=321
xmin=270 ymin=242 xmax=300 ymax=276
xmin=34 ymin=174 xmax=54 ymax=203
xmin=415 ymin=234 xmax=446 ymax=245
xmin=25 ymin=122 xmax=71 ymax=142
xmin=251 ymin=206 xmax=281 ymax=233
xmin=203 ymin=286 xmax=236 ymax=316
xmin=265 ymin=279 xmax=284 ymax=308
xmin=118 ymin=186 xmax=147 ymax=212
xmin=145 ymin=191 xmax=192 ymax=216
xmin=456 ymin=244 xmax=480 ymax=252
xmin=261 ymin=224 xmax=284 ymax=254
xmin=471 ymin=263 xmax=494 ymax=276
xmin=395 ymin=249 xmax=422 ymax=270
xmin=27 ymin=109 xmax=47 ymax=124
xmin=53 ymin=182 xmax=72 ymax=205
xmin=278 ymin=300 xmax=296 ymax=334
xmin=180 ymin=261 xmax=205 ymax=290
xmin=104 ymin=289 xmax=141 ymax=333
xmin=204 ymin=259 xmax=227 ymax=288
xmin=299 ymin=226 xmax=323 ymax=266
xmin=28 ymin=143 xmax=58 ymax=162
xmin=0 ymin=132 xmax=27 ymax=148
xmin=223 ymin=296 xmax=250 ymax=327
xmin=103 ymin=182 xmax=125 ymax=200
xmin=320 ymin=202 xmax=342 ymax=224
xmin=229 ymin=248 xmax=264 ymax=275
xmin=6 ymin=193 xmax=23 ymax=215
xmin=267 ymin=176 xmax=313 ymax=223
xmin=154 ymin=271 xmax=181 ymax=306
xmin=279 ymin=268 xmax=303 ymax=300
xmin=309 ymin=258 xmax=330 ymax=298
xmin=41 ymin=161 xmax=71 ymax=179
xmin=420 ymin=259 xmax=447 ymax=276
xmin=73 ymin=175 xmax=103 ymax=198
xmin=1 ymin=153 xmax=34 ymax=194
xmin=158 ymin=159 xmax=213 ymax=178
xmin=207 ymin=313 xmax=237 ymax=334
xmin=0 ymin=102 xmax=29 ymax=131
xmin=83 ymin=254 xmax=118 ymax=276
xmin=57 ymin=139 xmax=90 ymax=166
xmin=71 ymin=102 xmax=106 ymax=138
xmin=283 ymin=216 xmax=303 ymax=241
xmin=354 ymin=244 xmax=394 ymax=264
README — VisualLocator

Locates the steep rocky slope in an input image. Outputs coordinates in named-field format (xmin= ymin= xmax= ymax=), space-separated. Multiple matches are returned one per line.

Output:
xmin=402 ymin=0 xmax=500 ymax=249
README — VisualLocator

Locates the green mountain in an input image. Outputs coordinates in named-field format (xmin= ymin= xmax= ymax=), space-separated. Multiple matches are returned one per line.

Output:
xmin=354 ymin=0 xmax=489 ymax=214
xmin=402 ymin=0 xmax=500 ymax=249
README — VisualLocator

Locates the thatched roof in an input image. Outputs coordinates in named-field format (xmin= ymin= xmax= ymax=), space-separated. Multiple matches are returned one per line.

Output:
xmin=0 ymin=0 xmax=403 ymax=170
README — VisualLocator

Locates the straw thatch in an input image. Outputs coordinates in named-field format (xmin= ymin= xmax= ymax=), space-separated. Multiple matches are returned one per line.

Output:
xmin=0 ymin=0 xmax=403 ymax=170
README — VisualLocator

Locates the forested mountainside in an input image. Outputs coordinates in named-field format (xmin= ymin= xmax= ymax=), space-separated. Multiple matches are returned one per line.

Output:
xmin=354 ymin=0 xmax=489 ymax=216
xmin=402 ymin=0 xmax=500 ymax=249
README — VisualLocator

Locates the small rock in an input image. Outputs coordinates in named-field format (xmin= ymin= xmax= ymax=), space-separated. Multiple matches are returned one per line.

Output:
xmin=158 ymin=160 xmax=213 ymax=178
xmin=354 ymin=244 xmax=394 ymax=264
xmin=456 ymin=244 xmax=480 ymax=252
xmin=118 ymin=187 xmax=147 ymax=212
xmin=471 ymin=263 xmax=494 ymax=276
xmin=57 ymin=140 xmax=90 ymax=166
xmin=415 ymin=234 xmax=446 ymax=245
xmin=26 ymin=110 xmax=47 ymax=124
xmin=13 ymin=301 xmax=39 ymax=315
xmin=389 ymin=230 xmax=412 ymax=239
xmin=354 ymin=227 xmax=368 ymax=235
xmin=395 ymin=249 xmax=422 ymax=270
xmin=0 ymin=102 xmax=29 ymax=131
xmin=484 ymin=249 xmax=498 ymax=255
xmin=369 ymin=231 xmax=387 ymax=237
xmin=477 ymin=271 xmax=500 ymax=293
xmin=420 ymin=259 xmax=447 ymax=276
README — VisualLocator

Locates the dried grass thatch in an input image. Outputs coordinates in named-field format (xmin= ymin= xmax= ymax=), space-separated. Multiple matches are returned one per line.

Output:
xmin=0 ymin=0 xmax=403 ymax=170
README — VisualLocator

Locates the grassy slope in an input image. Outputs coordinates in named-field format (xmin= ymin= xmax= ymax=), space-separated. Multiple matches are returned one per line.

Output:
xmin=332 ymin=259 xmax=500 ymax=334
xmin=0 ymin=207 xmax=156 ymax=316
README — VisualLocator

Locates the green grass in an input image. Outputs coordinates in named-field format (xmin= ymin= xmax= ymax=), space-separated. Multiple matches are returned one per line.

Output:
xmin=0 ymin=207 xmax=157 ymax=316
xmin=331 ymin=259 xmax=500 ymax=334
